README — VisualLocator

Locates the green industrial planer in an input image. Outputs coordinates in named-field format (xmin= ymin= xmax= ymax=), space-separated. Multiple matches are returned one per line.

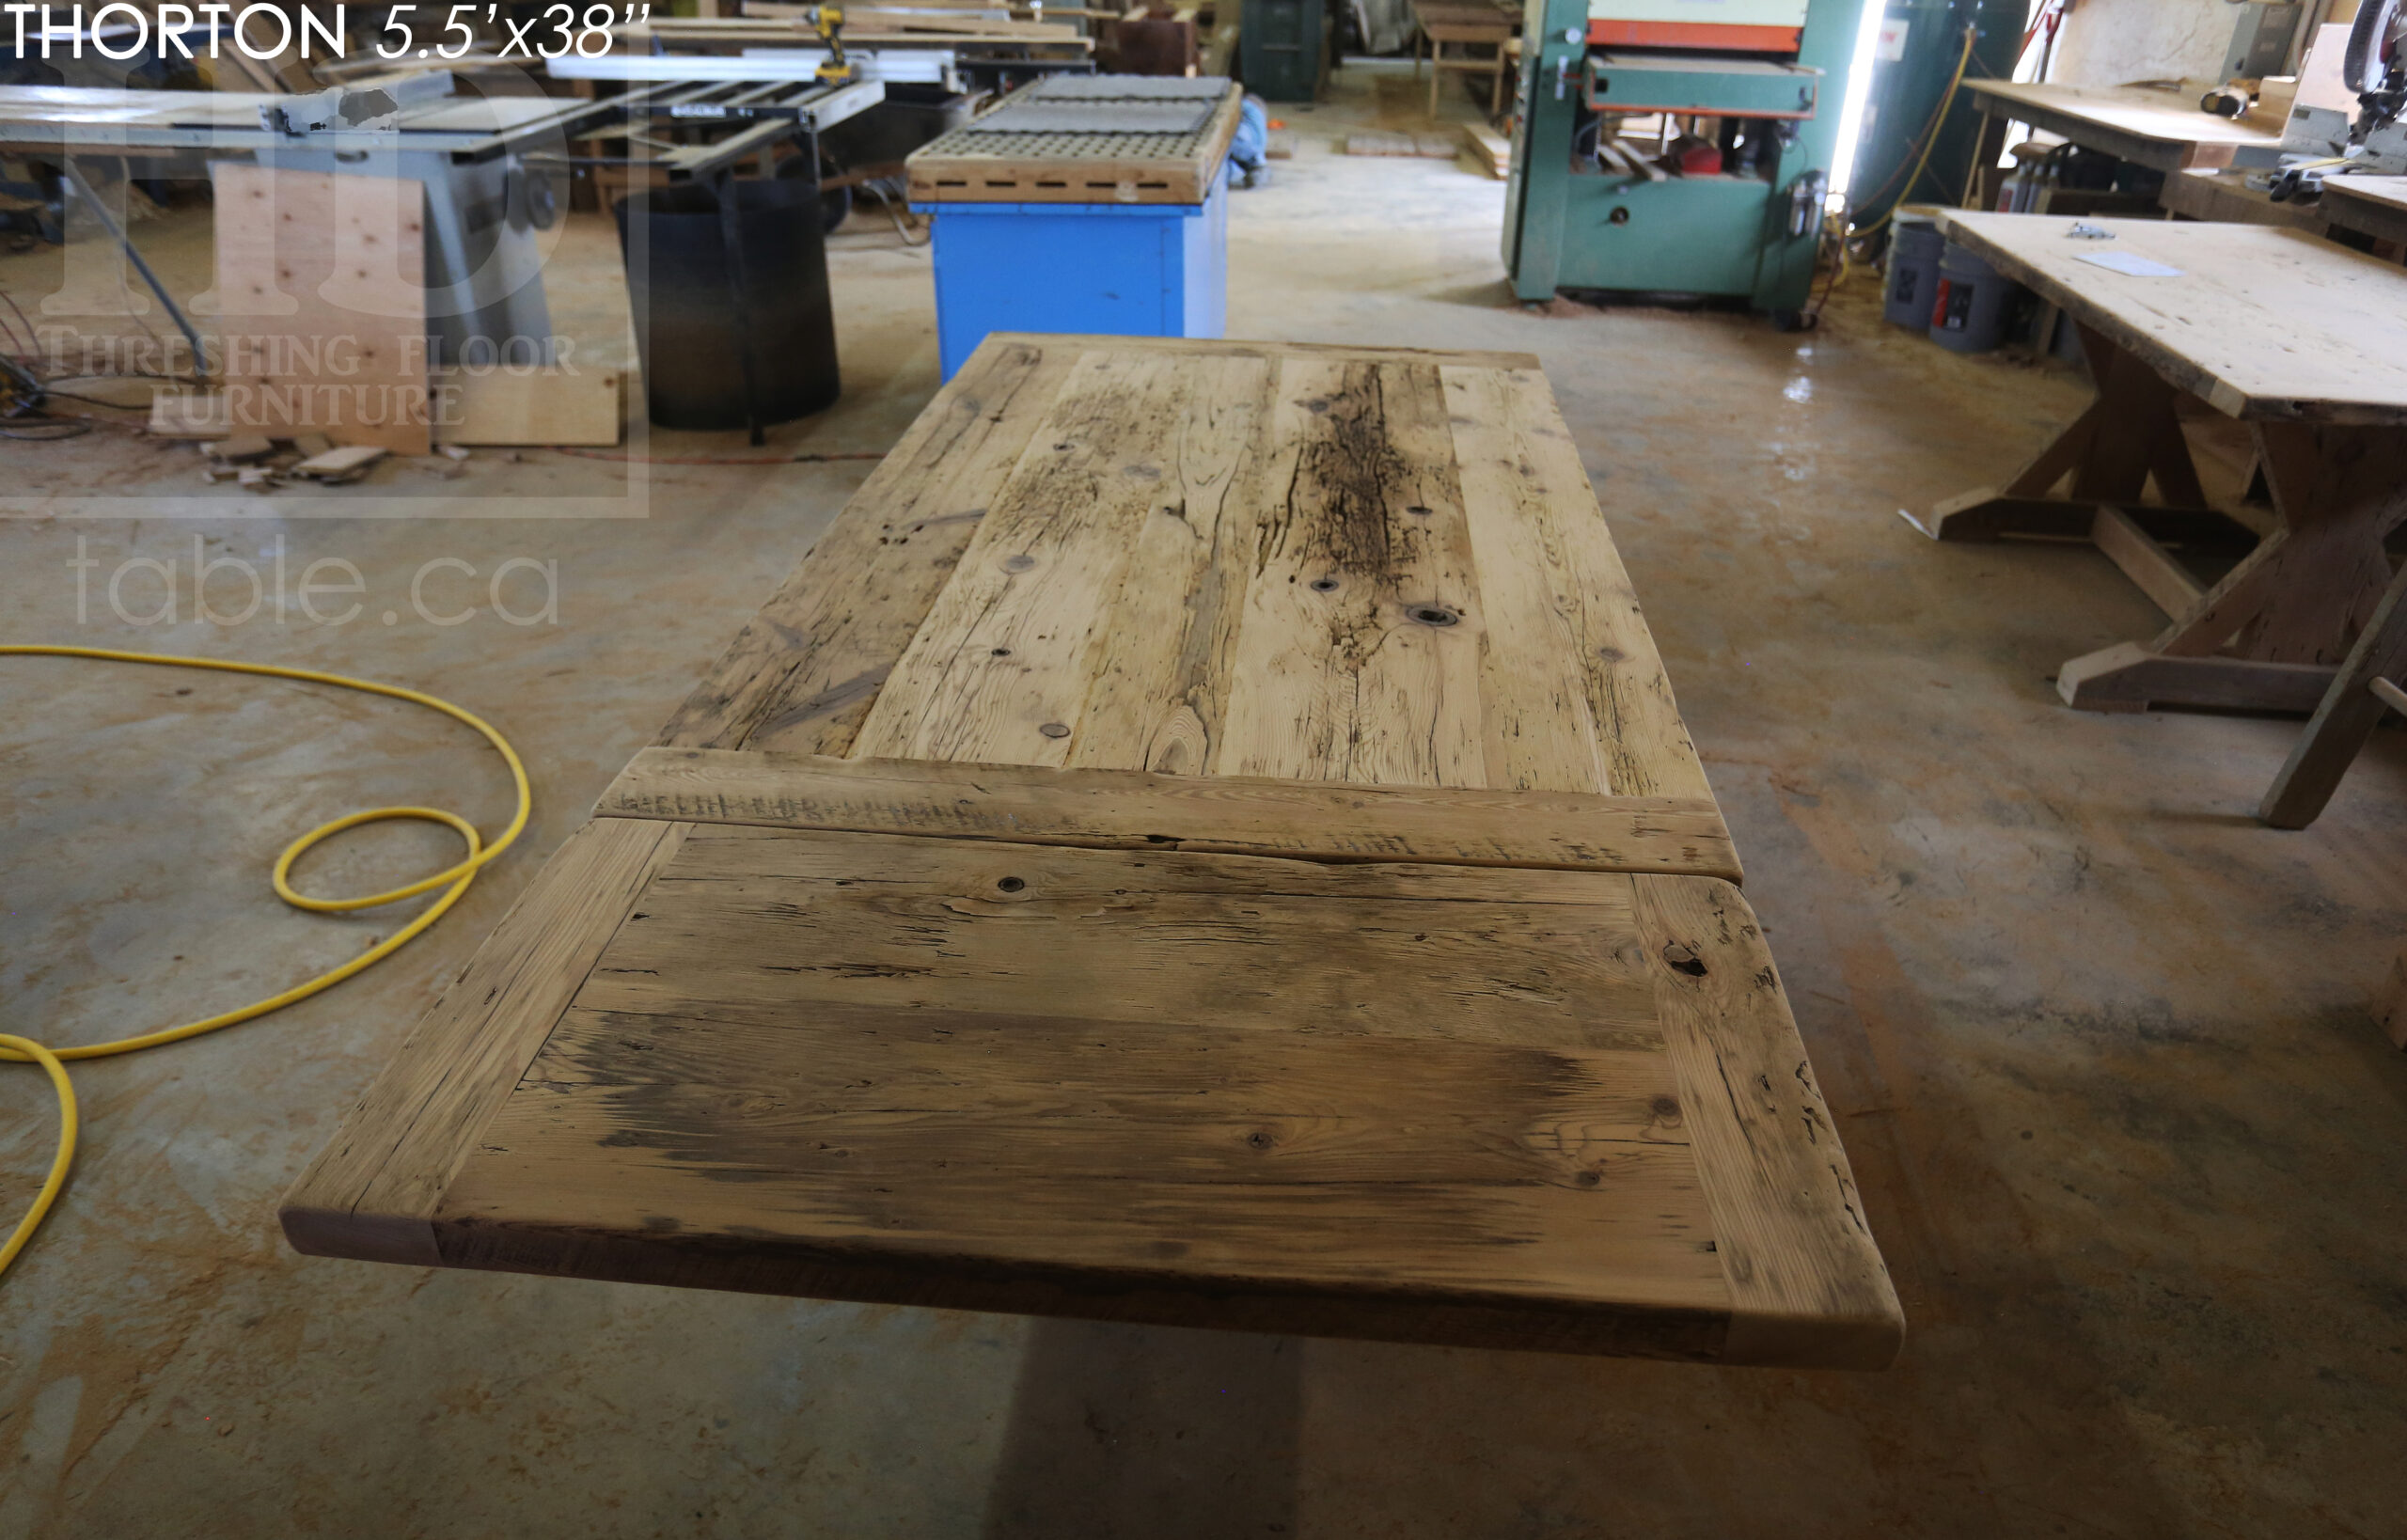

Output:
xmin=1502 ymin=0 xmax=1866 ymax=319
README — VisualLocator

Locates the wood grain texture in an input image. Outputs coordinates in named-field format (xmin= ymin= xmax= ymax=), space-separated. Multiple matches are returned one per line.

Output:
xmin=600 ymin=746 xmax=1741 ymax=880
xmin=1936 ymin=213 xmax=2407 ymax=426
xmin=211 ymin=163 xmax=432 ymax=455
xmin=655 ymin=338 xmax=1078 ymax=753
xmin=421 ymin=826 xmax=1828 ymax=1358
xmin=851 ymin=349 xmax=1196 ymax=765
xmin=1066 ymin=350 xmax=1278 ymax=776
xmin=1446 ymin=366 xmax=1715 ymax=800
xmin=1961 ymin=81 xmax=2279 ymax=172
xmin=1216 ymin=358 xmax=1487 ymax=785
xmin=283 ymin=337 xmax=1896 ymax=1364
xmin=2319 ymin=175 xmax=2407 ymax=247
xmin=281 ymin=815 xmax=689 ymax=1265
xmin=1633 ymin=876 xmax=1904 ymax=1368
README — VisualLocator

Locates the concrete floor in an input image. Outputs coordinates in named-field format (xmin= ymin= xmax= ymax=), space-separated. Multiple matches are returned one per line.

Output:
xmin=5 ymin=63 xmax=2406 ymax=1540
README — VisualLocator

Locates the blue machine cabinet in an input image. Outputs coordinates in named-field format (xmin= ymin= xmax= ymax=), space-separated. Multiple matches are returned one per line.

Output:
xmin=920 ymin=168 xmax=1230 ymax=380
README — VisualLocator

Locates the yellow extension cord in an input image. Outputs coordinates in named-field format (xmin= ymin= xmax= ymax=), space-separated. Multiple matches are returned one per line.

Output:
xmin=0 ymin=645 xmax=530 ymax=1281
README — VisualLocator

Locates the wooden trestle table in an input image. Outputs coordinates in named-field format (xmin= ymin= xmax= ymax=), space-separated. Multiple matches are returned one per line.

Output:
xmin=1915 ymin=213 xmax=2407 ymax=716
xmin=283 ymin=335 xmax=1903 ymax=1368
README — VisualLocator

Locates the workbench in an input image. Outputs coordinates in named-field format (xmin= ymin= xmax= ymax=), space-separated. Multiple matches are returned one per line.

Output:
xmin=2317 ymin=174 xmax=2407 ymax=247
xmin=1410 ymin=0 xmax=1518 ymax=122
xmin=1959 ymin=81 xmax=2283 ymax=206
xmin=1915 ymin=213 xmax=2407 ymax=715
xmin=2159 ymin=167 xmax=2329 ymax=234
xmin=282 ymin=334 xmax=1903 ymax=1368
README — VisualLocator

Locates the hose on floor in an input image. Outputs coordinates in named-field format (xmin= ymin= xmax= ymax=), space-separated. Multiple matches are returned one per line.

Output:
xmin=0 ymin=645 xmax=531 ymax=1281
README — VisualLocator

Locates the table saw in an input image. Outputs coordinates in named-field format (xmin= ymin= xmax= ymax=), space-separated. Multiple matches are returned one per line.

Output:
xmin=0 ymin=71 xmax=883 ymax=368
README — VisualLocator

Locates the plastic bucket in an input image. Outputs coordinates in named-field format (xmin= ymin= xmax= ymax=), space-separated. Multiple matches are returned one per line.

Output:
xmin=1883 ymin=213 xmax=1945 ymax=329
xmin=616 ymin=179 xmax=841 ymax=432
xmin=1927 ymin=241 xmax=2016 ymax=354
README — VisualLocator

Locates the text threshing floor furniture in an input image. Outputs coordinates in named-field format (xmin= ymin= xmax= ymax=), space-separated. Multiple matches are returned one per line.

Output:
xmin=1912 ymin=214 xmax=2407 ymax=718
xmin=282 ymin=335 xmax=1904 ymax=1368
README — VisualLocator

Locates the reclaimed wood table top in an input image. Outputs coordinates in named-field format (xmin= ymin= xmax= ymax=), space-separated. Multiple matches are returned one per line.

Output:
xmin=1936 ymin=212 xmax=2407 ymax=424
xmin=282 ymin=334 xmax=1902 ymax=1368
xmin=1961 ymin=81 xmax=2282 ymax=170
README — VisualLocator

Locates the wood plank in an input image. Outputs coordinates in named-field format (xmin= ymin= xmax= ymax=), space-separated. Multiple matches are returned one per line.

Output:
xmin=2091 ymin=505 xmax=2203 ymax=618
xmin=600 ymin=746 xmax=1742 ymax=880
xmin=2258 ymin=558 xmax=2407 ymax=827
xmin=1446 ymin=365 xmax=1717 ymax=802
xmin=1961 ymin=81 xmax=2279 ymax=171
xmin=1215 ymin=357 xmax=1487 ymax=786
xmin=848 ymin=348 xmax=1190 ymax=765
xmin=422 ymin=828 xmax=1795 ymax=1356
xmin=412 ymin=829 xmax=1894 ymax=1363
xmin=576 ymin=827 xmax=1665 ymax=1048
xmin=280 ymin=815 xmax=690 ymax=1265
xmin=1002 ymin=334 xmax=1543 ymax=371
xmin=2320 ymin=175 xmax=2407 ymax=248
xmin=1633 ymin=875 xmax=1903 ymax=1368
xmin=655 ymin=337 xmax=1078 ymax=753
xmin=211 ymin=164 xmax=433 ymax=456
xmin=433 ymin=368 xmax=624 ymax=448
xmin=1061 ymin=351 xmax=1278 ymax=775
xmin=1462 ymin=120 xmax=1511 ymax=178
xmin=2054 ymin=641 xmax=2336 ymax=713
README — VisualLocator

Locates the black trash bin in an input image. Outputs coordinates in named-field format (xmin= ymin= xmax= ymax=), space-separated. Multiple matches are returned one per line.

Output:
xmin=616 ymin=178 xmax=840 ymax=433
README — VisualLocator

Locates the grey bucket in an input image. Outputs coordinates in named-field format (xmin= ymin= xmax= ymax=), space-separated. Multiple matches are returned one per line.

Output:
xmin=1884 ymin=214 xmax=1945 ymax=329
xmin=1927 ymin=241 xmax=2017 ymax=354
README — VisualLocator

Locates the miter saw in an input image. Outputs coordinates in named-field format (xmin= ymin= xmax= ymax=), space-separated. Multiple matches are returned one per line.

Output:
xmin=2265 ymin=0 xmax=2407 ymax=198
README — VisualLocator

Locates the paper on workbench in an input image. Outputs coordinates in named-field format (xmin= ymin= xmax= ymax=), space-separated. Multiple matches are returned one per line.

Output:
xmin=2075 ymin=250 xmax=2184 ymax=277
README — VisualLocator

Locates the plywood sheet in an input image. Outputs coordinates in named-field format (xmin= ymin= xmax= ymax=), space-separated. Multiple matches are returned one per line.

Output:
xmin=210 ymin=164 xmax=432 ymax=455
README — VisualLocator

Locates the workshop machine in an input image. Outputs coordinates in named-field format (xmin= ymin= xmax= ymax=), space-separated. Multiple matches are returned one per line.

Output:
xmin=2267 ymin=0 xmax=2407 ymax=196
xmin=1502 ymin=0 xmax=1865 ymax=318
xmin=0 ymin=69 xmax=882 ymax=369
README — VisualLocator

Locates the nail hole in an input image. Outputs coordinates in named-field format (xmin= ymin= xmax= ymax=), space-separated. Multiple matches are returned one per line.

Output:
xmin=1310 ymin=576 xmax=1339 ymax=592
xmin=1408 ymin=605 xmax=1459 ymax=627
xmin=997 ymin=876 xmax=1026 ymax=893
xmin=1661 ymin=942 xmax=1707 ymax=978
